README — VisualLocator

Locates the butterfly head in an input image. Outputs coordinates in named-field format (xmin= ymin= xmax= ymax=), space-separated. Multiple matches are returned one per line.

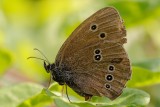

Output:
xmin=27 ymin=48 xmax=65 ymax=85
xmin=44 ymin=61 xmax=54 ymax=73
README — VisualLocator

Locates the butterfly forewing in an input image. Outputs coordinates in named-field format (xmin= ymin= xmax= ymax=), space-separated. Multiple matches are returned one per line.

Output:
xmin=55 ymin=7 xmax=131 ymax=100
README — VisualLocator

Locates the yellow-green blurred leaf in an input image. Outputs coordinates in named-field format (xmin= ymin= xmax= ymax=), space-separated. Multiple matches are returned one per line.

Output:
xmin=0 ymin=49 xmax=12 ymax=75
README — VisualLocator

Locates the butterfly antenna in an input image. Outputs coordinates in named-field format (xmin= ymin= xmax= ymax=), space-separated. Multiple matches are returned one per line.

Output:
xmin=65 ymin=84 xmax=71 ymax=102
xmin=27 ymin=56 xmax=49 ymax=64
xmin=27 ymin=48 xmax=52 ymax=89
xmin=34 ymin=48 xmax=50 ymax=63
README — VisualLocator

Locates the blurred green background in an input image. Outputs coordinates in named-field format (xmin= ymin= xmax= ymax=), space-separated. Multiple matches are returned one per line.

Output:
xmin=0 ymin=0 xmax=160 ymax=107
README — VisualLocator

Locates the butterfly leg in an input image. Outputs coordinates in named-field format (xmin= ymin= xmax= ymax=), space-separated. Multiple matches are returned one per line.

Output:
xmin=85 ymin=95 xmax=92 ymax=101
xmin=61 ymin=85 xmax=64 ymax=97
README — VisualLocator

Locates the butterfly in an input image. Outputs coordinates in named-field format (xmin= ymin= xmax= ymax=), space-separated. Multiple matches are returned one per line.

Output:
xmin=31 ymin=7 xmax=132 ymax=101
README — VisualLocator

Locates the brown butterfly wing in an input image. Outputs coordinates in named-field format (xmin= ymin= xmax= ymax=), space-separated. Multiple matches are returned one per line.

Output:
xmin=55 ymin=7 xmax=131 ymax=100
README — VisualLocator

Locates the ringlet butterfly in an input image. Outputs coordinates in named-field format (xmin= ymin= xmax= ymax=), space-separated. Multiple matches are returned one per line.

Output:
xmin=30 ymin=7 xmax=132 ymax=101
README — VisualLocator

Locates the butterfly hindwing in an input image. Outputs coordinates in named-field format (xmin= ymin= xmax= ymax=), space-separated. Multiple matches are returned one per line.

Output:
xmin=55 ymin=7 xmax=131 ymax=100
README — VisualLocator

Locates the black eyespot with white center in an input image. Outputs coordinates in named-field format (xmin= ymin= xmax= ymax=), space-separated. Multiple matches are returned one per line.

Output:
xmin=90 ymin=24 xmax=98 ymax=31
xmin=99 ymin=32 xmax=106 ymax=39
xmin=105 ymin=84 xmax=111 ymax=89
xmin=94 ymin=49 xmax=101 ymax=54
xmin=108 ymin=65 xmax=115 ymax=72
xmin=94 ymin=55 xmax=101 ymax=61
xmin=106 ymin=74 xmax=114 ymax=81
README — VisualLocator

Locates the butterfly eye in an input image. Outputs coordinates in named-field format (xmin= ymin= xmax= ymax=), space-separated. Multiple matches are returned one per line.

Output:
xmin=99 ymin=32 xmax=106 ymax=39
xmin=90 ymin=24 xmax=98 ymax=31
xmin=94 ymin=49 xmax=101 ymax=54
xmin=108 ymin=65 xmax=115 ymax=72
xmin=105 ymin=83 xmax=111 ymax=89
xmin=94 ymin=55 xmax=102 ymax=61
xmin=106 ymin=74 xmax=114 ymax=81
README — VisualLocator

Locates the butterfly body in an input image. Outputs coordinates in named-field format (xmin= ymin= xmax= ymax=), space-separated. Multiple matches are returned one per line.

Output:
xmin=45 ymin=7 xmax=131 ymax=100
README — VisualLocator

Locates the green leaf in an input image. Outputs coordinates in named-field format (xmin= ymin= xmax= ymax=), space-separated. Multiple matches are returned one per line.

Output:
xmin=73 ymin=88 xmax=150 ymax=107
xmin=110 ymin=88 xmax=150 ymax=107
xmin=10 ymin=82 xmax=149 ymax=107
xmin=127 ymin=66 xmax=160 ymax=87
xmin=0 ymin=83 xmax=42 ymax=107
xmin=54 ymin=98 xmax=77 ymax=107
xmin=36 ymin=83 xmax=150 ymax=107
xmin=133 ymin=59 xmax=160 ymax=71
xmin=18 ymin=89 xmax=53 ymax=107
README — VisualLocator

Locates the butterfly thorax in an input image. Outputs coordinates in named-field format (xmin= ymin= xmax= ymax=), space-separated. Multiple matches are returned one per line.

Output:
xmin=44 ymin=62 xmax=73 ymax=86
xmin=51 ymin=66 xmax=66 ymax=85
